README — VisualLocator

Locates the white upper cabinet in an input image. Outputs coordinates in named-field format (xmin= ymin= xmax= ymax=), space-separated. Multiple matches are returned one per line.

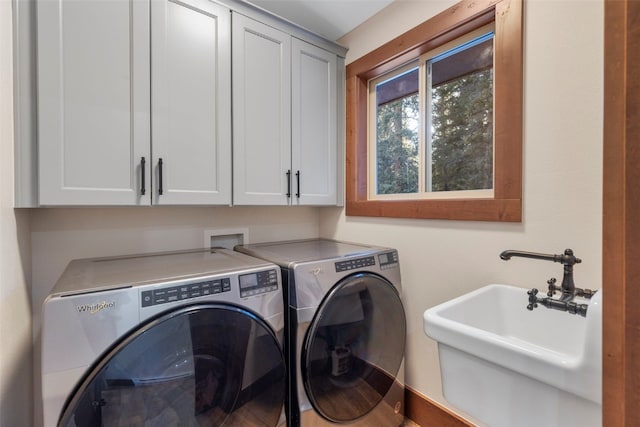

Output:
xmin=37 ymin=0 xmax=151 ymax=205
xmin=291 ymin=38 xmax=337 ymax=206
xmin=37 ymin=0 xmax=231 ymax=206
xmin=232 ymin=13 xmax=340 ymax=206
xmin=232 ymin=13 xmax=292 ymax=205
xmin=28 ymin=0 xmax=343 ymax=207
xmin=151 ymin=0 xmax=231 ymax=205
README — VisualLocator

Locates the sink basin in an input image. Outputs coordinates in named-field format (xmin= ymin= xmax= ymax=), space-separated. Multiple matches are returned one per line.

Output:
xmin=423 ymin=284 xmax=602 ymax=427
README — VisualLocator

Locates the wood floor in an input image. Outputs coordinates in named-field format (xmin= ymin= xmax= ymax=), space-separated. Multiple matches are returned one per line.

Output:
xmin=99 ymin=374 xmax=419 ymax=427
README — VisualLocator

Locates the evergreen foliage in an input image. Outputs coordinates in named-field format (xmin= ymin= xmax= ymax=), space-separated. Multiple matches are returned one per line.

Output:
xmin=376 ymin=95 xmax=420 ymax=194
xmin=431 ymin=69 xmax=493 ymax=191
xmin=375 ymin=69 xmax=493 ymax=194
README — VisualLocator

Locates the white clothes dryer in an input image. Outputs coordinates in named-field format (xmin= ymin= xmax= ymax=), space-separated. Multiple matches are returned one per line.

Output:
xmin=235 ymin=239 xmax=406 ymax=427
xmin=41 ymin=249 xmax=286 ymax=427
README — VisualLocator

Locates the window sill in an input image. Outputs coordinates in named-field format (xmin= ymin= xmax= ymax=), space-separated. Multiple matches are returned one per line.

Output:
xmin=346 ymin=198 xmax=521 ymax=222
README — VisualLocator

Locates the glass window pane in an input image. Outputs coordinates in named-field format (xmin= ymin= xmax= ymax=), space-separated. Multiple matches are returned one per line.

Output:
xmin=429 ymin=35 xmax=494 ymax=192
xmin=375 ymin=68 xmax=420 ymax=195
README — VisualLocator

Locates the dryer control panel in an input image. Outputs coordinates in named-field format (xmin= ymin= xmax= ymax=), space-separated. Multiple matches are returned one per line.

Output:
xmin=334 ymin=250 xmax=399 ymax=272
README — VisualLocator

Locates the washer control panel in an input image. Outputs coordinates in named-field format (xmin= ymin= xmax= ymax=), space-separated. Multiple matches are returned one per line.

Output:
xmin=239 ymin=269 xmax=279 ymax=298
xmin=141 ymin=278 xmax=231 ymax=307
xmin=335 ymin=256 xmax=375 ymax=272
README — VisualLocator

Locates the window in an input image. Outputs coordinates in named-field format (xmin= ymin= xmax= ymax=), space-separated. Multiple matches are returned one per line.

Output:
xmin=370 ymin=27 xmax=495 ymax=199
xmin=370 ymin=63 xmax=421 ymax=196
xmin=346 ymin=0 xmax=522 ymax=221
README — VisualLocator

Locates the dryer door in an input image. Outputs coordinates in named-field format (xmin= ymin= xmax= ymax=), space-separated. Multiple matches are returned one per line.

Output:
xmin=58 ymin=304 xmax=285 ymax=427
xmin=302 ymin=272 xmax=407 ymax=423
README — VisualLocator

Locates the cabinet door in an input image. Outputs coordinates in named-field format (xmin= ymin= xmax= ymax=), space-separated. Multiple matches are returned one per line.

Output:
xmin=37 ymin=0 xmax=150 ymax=205
xmin=291 ymin=38 xmax=337 ymax=205
xmin=151 ymin=0 xmax=231 ymax=205
xmin=232 ymin=14 xmax=291 ymax=205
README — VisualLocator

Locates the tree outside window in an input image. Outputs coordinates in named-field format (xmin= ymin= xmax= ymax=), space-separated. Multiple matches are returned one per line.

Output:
xmin=371 ymin=30 xmax=495 ymax=198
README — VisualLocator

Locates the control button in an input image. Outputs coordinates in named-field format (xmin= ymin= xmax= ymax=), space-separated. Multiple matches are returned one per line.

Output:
xmin=141 ymin=291 xmax=153 ymax=307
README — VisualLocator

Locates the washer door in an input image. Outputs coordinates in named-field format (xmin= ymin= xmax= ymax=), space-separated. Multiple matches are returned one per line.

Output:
xmin=302 ymin=272 xmax=406 ymax=423
xmin=58 ymin=304 xmax=285 ymax=427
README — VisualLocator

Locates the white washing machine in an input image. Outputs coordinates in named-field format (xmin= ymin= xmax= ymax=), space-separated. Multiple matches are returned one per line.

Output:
xmin=235 ymin=239 xmax=406 ymax=427
xmin=41 ymin=249 xmax=286 ymax=427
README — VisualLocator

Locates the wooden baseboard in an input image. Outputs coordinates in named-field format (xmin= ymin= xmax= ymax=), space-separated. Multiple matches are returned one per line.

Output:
xmin=405 ymin=386 xmax=475 ymax=427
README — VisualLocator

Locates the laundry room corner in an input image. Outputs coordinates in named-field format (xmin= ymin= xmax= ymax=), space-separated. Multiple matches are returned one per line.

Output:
xmin=0 ymin=1 xmax=33 ymax=425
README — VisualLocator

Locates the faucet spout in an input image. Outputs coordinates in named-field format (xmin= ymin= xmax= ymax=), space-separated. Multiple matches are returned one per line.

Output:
xmin=499 ymin=249 xmax=581 ymax=266
xmin=500 ymin=248 xmax=592 ymax=314
xmin=504 ymin=249 xmax=581 ymax=295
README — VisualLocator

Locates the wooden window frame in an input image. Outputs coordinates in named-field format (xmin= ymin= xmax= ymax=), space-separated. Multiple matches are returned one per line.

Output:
xmin=345 ymin=0 xmax=523 ymax=221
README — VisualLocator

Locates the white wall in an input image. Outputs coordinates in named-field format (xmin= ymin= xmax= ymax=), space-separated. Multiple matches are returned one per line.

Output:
xmin=322 ymin=0 xmax=604 ymax=423
xmin=0 ymin=1 xmax=33 ymax=425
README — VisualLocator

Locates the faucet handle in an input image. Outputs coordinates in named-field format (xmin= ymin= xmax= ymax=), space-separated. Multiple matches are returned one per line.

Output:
xmin=574 ymin=287 xmax=597 ymax=299
xmin=527 ymin=288 xmax=539 ymax=311
xmin=562 ymin=248 xmax=581 ymax=265
xmin=546 ymin=278 xmax=559 ymax=297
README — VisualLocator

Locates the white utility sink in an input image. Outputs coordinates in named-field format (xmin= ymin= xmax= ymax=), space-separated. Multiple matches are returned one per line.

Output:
xmin=423 ymin=284 xmax=602 ymax=427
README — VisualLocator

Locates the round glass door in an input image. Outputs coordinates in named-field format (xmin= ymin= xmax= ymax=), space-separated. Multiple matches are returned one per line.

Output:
xmin=302 ymin=272 xmax=406 ymax=423
xmin=59 ymin=304 xmax=285 ymax=427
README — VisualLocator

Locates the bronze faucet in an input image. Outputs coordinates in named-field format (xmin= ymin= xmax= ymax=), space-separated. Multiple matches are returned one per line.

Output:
xmin=500 ymin=248 xmax=596 ymax=316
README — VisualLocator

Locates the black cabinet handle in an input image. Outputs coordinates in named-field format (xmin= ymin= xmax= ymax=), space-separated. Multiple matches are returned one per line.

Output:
xmin=286 ymin=170 xmax=291 ymax=198
xmin=295 ymin=170 xmax=300 ymax=198
xmin=158 ymin=158 xmax=163 ymax=196
xmin=140 ymin=157 xmax=146 ymax=195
